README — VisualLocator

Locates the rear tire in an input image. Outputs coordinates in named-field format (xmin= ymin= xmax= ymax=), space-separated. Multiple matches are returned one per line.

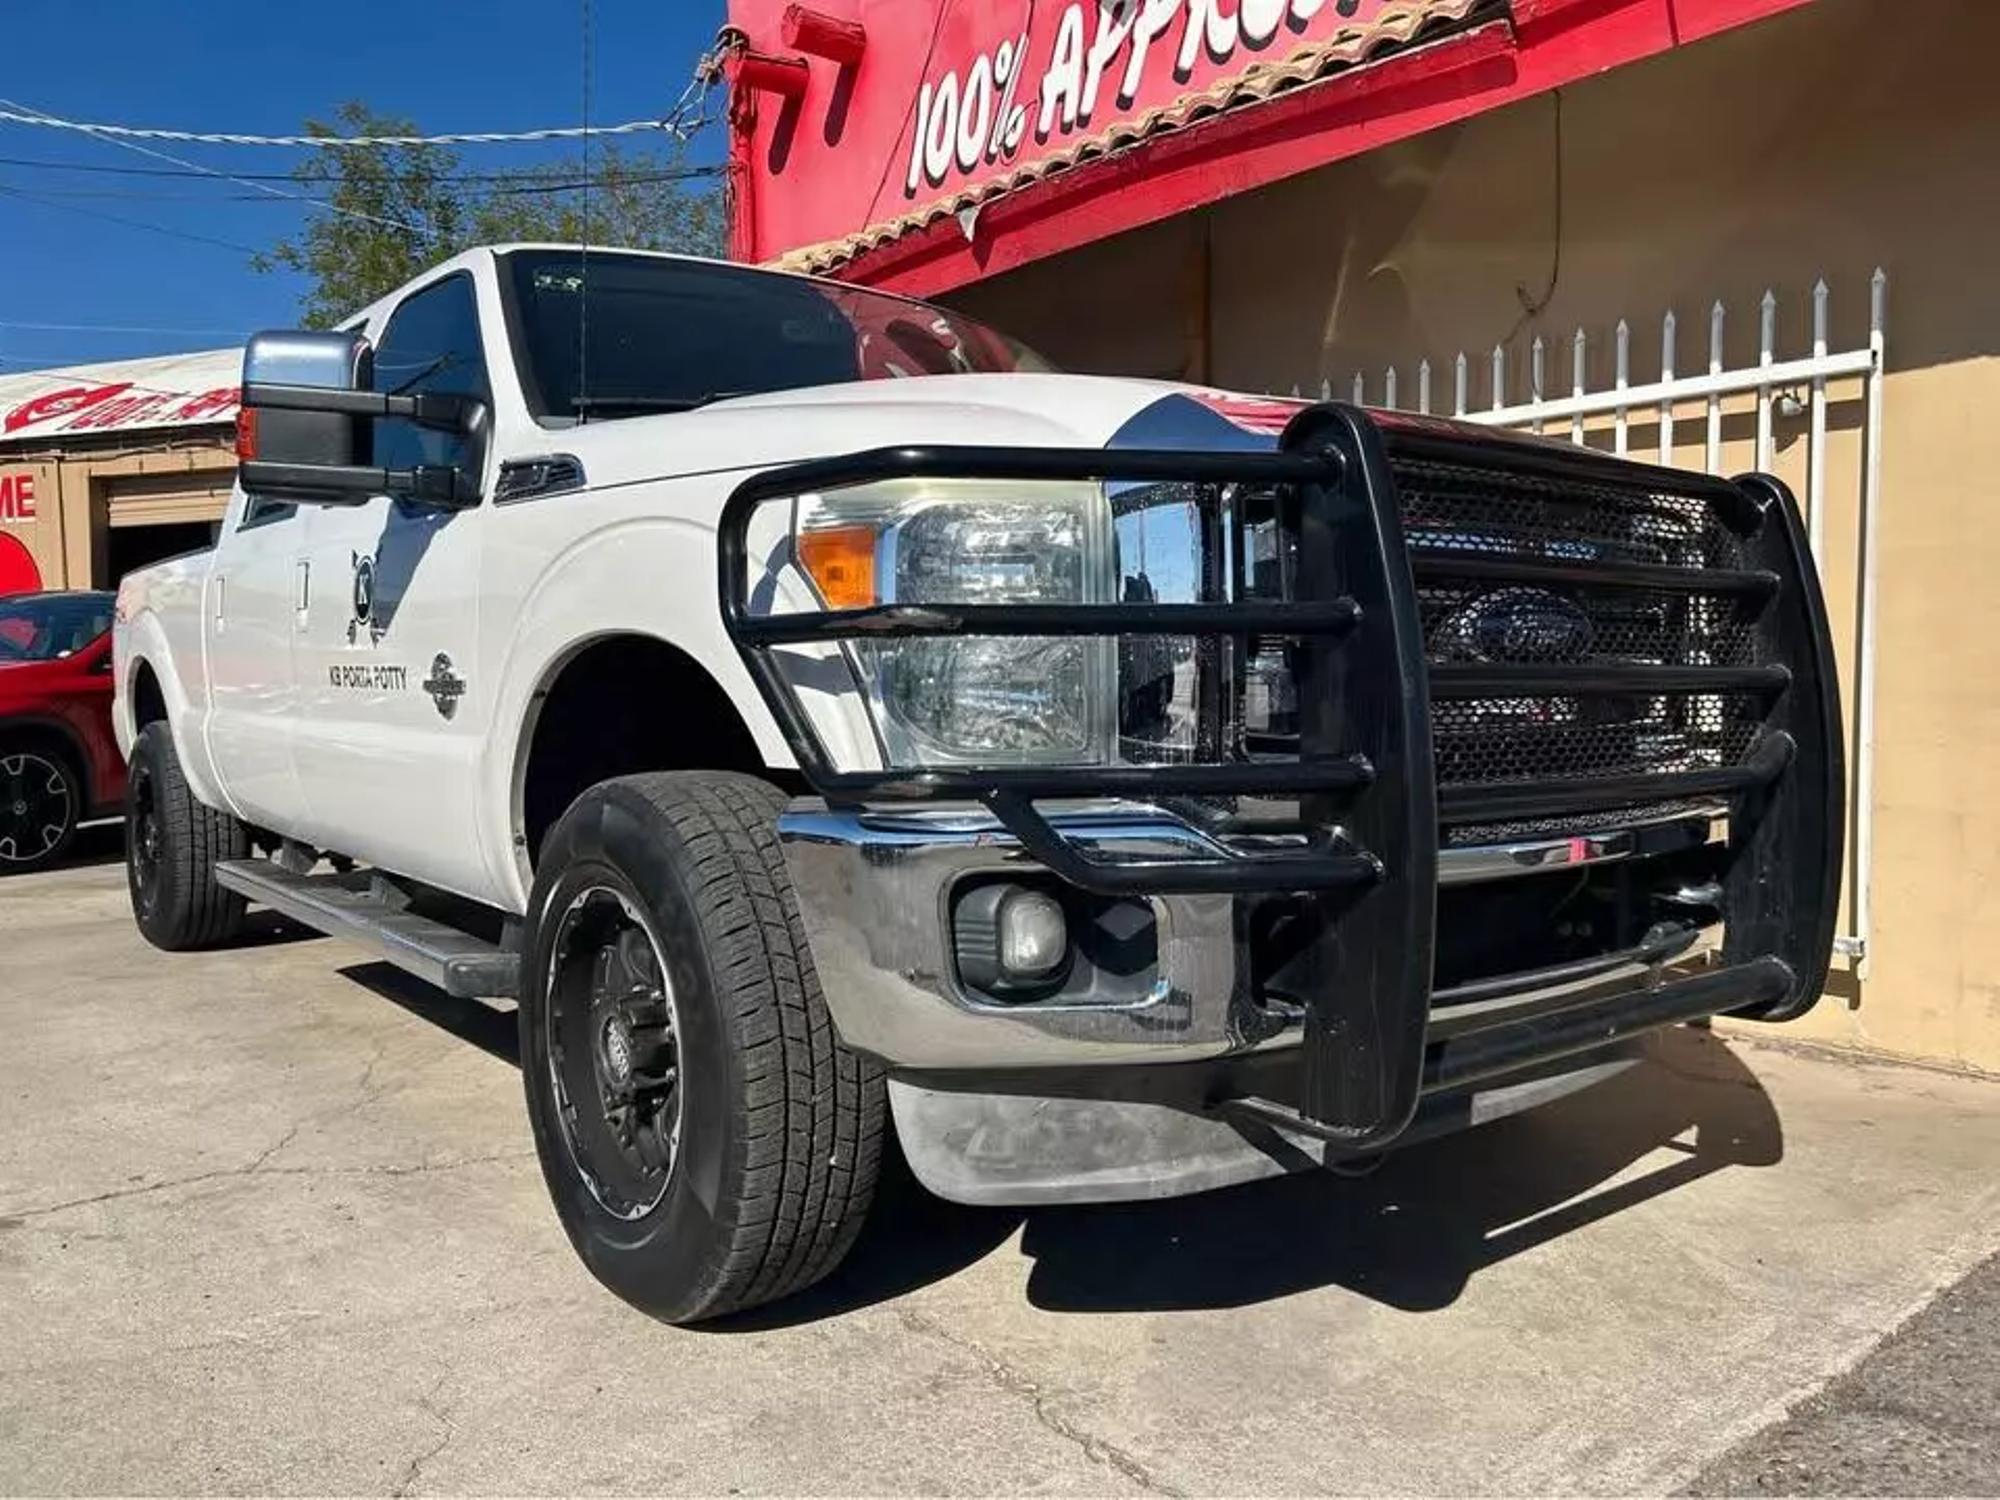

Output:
xmin=520 ymin=770 xmax=886 ymax=1324
xmin=0 ymin=742 xmax=81 ymax=874
xmin=127 ymin=722 xmax=248 ymax=949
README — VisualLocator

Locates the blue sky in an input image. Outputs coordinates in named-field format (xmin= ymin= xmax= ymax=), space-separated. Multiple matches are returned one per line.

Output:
xmin=0 ymin=0 xmax=728 ymax=373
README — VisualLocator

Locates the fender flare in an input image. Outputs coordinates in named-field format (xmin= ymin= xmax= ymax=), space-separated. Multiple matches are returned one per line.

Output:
xmin=115 ymin=610 xmax=228 ymax=812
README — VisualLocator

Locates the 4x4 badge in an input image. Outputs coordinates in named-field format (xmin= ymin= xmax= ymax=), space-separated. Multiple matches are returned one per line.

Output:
xmin=422 ymin=653 xmax=466 ymax=720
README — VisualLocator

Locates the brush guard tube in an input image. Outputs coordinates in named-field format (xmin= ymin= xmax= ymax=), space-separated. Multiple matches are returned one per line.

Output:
xmin=716 ymin=403 xmax=1842 ymax=1154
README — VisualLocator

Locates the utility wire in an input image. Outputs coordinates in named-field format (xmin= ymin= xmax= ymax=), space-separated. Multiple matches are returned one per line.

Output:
xmin=0 ymin=96 xmax=422 ymax=237
xmin=0 ymin=166 xmax=720 ymax=203
xmin=0 ymin=320 xmax=250 ymax=337
xmin=0 ymin=106 xmax=685 ymax=148
xmin=0 ymin=154 xmax=719 ymax=184
xmin=0 ymin=182 xmax=260 ymax=254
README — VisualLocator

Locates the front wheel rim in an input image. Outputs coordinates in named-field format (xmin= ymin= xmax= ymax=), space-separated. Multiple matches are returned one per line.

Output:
xmin=545 ymin=885 xmax=684 ymax=1221
xmin=129 ymin=763 xmax=162 ymax=913
xmin=0 ymin=752 xmax=72 ymax=866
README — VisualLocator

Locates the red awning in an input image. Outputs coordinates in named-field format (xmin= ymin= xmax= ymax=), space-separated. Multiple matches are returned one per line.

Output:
xmin=726 ymin=0 xmax=1819 ymax=297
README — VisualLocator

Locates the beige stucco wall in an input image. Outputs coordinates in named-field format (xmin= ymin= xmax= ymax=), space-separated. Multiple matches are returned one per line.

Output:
xmin=951 ymin=0 xmax=2000 ymax=1073
xmin=0 ymin=439 xmax=234 ymax=591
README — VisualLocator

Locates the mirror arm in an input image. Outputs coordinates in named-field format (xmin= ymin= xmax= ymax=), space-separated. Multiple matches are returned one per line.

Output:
xmin=243 ymin=381 xmax=480 ymax=434
xmin=238 ymin=460 xmax=479 ymax=509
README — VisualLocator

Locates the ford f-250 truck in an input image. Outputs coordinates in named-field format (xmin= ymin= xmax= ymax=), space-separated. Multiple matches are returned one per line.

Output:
xmin=113 ymin=245 xmax=1843 ymax=1323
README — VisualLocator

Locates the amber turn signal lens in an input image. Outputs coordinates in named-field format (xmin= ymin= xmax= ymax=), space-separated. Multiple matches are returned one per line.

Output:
xmin=797 ymin=523 xmax=877 ymax=609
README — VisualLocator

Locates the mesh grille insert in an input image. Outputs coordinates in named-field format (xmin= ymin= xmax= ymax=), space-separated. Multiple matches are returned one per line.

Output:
xmin=1396 ymin=457 xmax=1749 ymax=571
xmin=1432 ymin=693 xmax=1764 ymax=787
xmin=1387 ymin=447 xmax=1771 ymax=821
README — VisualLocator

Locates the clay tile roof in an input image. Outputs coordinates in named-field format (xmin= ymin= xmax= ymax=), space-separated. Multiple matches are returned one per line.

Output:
xmin=771 ymin=0 xmax=1487 ymax=279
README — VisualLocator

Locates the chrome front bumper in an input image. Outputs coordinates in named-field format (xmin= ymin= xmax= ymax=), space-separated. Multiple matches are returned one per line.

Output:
xmin=778 ymin=798 xmax=1730 ymax=1072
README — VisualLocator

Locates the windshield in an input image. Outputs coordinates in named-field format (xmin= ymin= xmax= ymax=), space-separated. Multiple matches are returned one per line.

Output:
xmin=500 ymin=249 xmax=1054 ymax=421
xmin=0 ymin=592 xmax=113 ymax=663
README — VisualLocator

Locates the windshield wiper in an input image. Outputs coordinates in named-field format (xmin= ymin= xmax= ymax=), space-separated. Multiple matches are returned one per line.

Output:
xmin=570 ymin=392 xmax=745 ymax=414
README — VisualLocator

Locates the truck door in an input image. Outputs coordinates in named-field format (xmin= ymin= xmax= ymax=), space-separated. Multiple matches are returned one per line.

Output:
xmin=287 ymin=271 xmax=491 ymax=897
xmin=202 ymin=490 xmax=307 ymax=829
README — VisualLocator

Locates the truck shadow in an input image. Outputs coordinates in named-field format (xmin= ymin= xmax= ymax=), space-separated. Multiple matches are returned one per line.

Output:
xmin=324 ymin=959 xmax=1782 ymax=1327
xmin=736 ymin=1026 xmax=1781 ymax=1327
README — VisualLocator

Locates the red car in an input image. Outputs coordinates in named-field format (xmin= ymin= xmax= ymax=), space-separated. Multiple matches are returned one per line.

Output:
xmin=0 ymin=590 xmax=122 ymax=872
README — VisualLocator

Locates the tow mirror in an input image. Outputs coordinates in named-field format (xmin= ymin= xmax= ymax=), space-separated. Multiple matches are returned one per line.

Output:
xmin=235 ymin=329 xmax=482 ymax=509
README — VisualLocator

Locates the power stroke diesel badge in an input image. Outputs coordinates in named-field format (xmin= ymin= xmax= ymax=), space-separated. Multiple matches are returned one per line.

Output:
xmin=422 ymin=653 xmax=467 ymax=720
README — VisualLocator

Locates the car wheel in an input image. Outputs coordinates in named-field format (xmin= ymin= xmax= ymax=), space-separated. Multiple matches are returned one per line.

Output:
xmin=0 ymin=743 xmax=80 ymax=873
xmin=521 ymin=770 xmax=886 ymax=1324
xmin=127 ymin=722 xmax=249 ymax=949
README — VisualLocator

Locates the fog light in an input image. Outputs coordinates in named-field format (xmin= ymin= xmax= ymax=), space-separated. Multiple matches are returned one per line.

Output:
xmin=997 ymin=888 xmax=1067 ymax=977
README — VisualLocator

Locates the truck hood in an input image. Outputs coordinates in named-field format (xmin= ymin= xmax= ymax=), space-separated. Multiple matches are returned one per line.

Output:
xmin=551 ymin=373 xmax=1303 ymax=491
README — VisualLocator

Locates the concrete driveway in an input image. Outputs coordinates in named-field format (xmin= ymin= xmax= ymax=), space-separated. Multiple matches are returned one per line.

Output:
xmin=3 ymin=837 xmax=1998 ymax=1495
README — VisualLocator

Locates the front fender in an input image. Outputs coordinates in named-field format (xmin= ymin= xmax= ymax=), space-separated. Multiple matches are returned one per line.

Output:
xmin=478 ymin=514 xmax=797 ymax=913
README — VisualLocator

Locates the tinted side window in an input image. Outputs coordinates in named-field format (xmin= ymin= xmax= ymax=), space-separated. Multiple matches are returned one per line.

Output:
xmin=372 ymin=273 xmax=488 ymax=479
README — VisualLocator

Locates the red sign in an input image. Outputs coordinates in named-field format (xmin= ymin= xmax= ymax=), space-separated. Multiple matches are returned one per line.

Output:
xmin=727 ymin=0 xmax=1462 ymax=267
xmin=0 ymin=470 xmax=36 ymax=522
xmin=0 ymin=533 xmax=38 ymax=595
xmin=0 ymin=348 xmax=243 ymax=446
xmin=1 ymin=381 xmax=239 ymax=440
xmin=899 ymin=0 xmax=1403 ymax=201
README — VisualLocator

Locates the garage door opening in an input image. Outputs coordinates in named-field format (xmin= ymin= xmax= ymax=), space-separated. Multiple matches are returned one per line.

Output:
xmin=105 ymin=520 xmax=216 ymax=584
xmin=99 ymin=469 xmax=231 ymax=587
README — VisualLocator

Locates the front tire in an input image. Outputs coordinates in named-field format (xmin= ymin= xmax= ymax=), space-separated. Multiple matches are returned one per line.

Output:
xmin=127 ymin=722 xmax=248 ymax=949
xmin=521 ymin=771 xmax=886 ymax=1324
xmin=0 ymin=743 xmax=81 ymax=874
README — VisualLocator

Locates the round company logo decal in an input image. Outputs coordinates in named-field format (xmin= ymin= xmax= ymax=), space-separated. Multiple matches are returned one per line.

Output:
xmin=352 ymin=553 xmax=376 ymax=628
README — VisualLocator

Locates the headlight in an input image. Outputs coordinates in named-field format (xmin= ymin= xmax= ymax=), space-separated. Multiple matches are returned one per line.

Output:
xmin=790 ymin=478 xmax=1114 ymax=766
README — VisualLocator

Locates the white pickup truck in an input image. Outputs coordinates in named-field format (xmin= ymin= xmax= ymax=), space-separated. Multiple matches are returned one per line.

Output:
xmin=114 ymin=244 xmax=1844 ymax=1323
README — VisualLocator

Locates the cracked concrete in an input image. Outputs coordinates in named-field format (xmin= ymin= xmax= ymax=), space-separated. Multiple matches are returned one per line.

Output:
xmin=3 ymin=845 xmax=1999 ymax=1494
xmin=892 ymin=1306 xmax=1184 ymax=1497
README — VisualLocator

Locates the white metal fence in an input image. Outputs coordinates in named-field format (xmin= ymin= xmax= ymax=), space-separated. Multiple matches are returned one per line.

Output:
xmin=1288 ymin=273 xmax=1888 ymax=973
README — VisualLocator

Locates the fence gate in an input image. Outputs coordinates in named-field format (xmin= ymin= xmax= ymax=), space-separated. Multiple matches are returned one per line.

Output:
xmin=1298 ymin=272 xmax=1887 ymax=975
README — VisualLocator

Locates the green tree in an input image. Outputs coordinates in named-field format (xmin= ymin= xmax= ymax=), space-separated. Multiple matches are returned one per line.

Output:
xmin=253 ymin=101 xmax=725 ymax=328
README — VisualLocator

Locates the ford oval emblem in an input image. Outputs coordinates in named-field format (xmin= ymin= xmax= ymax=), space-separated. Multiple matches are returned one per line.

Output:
xmin=1446 ymin=588 xmax=1594 ymax=663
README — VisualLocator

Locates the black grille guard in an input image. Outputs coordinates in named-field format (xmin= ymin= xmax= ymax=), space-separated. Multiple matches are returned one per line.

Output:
xmin=716 ymin=403 xmax=1845 ymax=1146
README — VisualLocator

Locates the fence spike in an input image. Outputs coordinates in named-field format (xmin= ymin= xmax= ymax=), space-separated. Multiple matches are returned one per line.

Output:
xmin=1808 ymin=278 xmax=1830 ymax=560
xmin=1454 ymin=352 xmax=1468 ymax=417
xmin=1571 ymin=327 xmax=1587 ymax=446
xmin=1319 ymin=376 xmax=1331 ymax=401
xmin=1706 ymin=300 xmax=1726 ymax=475
xmin=1418 ymin=358 xmax=1432 ymax=415
xmin=1659 ymin=310 xmax=1677 ymax=464
xmin=1352 ymin=370 xmax=1366 ymax=405
xmin=1614 ymin=320 xmax=1630 ymax=456
xmin=1491 ymin=344 xmax=1506 ymax=413
xmin=1757 ymin=289 xmax=1777 ymax=470
xmin=1289 ymin=382 xmax=1301 ymax=398
xmin=1530 ymin=336 xmax=1546 ymax=433
xmin=1385 ymin=365 xmax=1399 ymax=410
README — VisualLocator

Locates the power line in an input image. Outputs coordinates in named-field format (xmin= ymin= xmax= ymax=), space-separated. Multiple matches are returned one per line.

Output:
xmin=0 ymin=183 xmax=261 ymax=254
xmin=0 ymin=106 xmax=682 ymax=149
xmin=0 ymin=320 xmax=249 ymax=337
xmin=0 ymin=166 xmax=720 ymax=203
xmin=0 ymin=96 xmax=423 ymax=237
xmin=0 ymin=153 xmax=721 ymax=184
